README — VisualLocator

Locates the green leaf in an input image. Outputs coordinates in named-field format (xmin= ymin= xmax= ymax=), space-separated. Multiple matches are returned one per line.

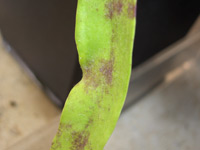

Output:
xmin=51 ymin=0 xmax=137 ymax=149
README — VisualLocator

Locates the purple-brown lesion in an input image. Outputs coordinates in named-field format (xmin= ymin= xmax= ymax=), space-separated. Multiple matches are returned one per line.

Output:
xmin=83 ymin=50 xmax=115 ymax=91
xmin=105 ymin=0 xmax=136 ymax=19
xmin=105 ymin=0 xmax=124 ymax=19
xmin=83 ymin=66 xmax=100 ymax=92
xmin=99 ymin=56 xmax=114 ymax=85
xmin=52 ymin=120 xmax=93 ymax=150
xmin=70 ymin=117 xmax=93 ymax=150
xmin=71 ymin=131 xmax=90 ymax=150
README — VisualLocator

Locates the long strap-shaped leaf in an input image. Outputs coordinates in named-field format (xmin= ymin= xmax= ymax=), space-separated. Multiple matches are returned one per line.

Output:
xmin=51 ymin=0 xmax=136 ymax=149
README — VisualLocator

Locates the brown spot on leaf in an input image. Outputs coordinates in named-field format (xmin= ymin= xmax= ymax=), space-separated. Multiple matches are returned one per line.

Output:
xmin=105 ymin=0 xmax=123 ymax=19
xmin=100 ymin=51 xmax=115 ymax=85
xmin=100 ymin=60 xmax=113 ymax=84
xmin=83 ymin=30 xmax=116 ymax=92
xmin=71 ymin=131 xmax=90 ymax=150
xmin=114 ymin=1 xmax=123 ymax=15
xmin=83 ymin=66 xmax=100 ymax=92
xmin=127 ymin=3 xmax=136 ymax=19
xmin=52 ymin=121 xmax=92 ymax=150
xmin=71 ymin=117 xmax=93 ymax=149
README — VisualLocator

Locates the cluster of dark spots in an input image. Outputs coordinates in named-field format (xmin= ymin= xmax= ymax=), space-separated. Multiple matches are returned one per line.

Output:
xmin=83 ymin=66 xmax=100 ymax=92
xmin=105 ymin=0 xmax=124 ymax=19
xmin=114 ymin=1 xmax=123 ymax=15
xmin=70 ymin=116 xmax=94 ymax=149
xmin=71 ymin=131 xmax=90 ymax=150
xmin=127 ymin=2 xmax=136 ymax=19
xmin=100 ymin=59 xmax=114 ymax=85
xmin=99 ymin=50 xmax=115 ymax=85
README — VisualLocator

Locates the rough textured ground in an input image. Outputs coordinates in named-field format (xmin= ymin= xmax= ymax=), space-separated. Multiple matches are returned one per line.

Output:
xmin=0 ymin=34 xmax=60 ymax=149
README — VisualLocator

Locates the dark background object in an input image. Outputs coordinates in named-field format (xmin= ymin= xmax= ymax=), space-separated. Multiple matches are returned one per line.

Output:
xmin=0 ymin=0 xmax=199 ymax=107
xmin=133 ymin=0 xmax=199 ymax=67
xmin=0 ymin=0 xmax=79 ymax=107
